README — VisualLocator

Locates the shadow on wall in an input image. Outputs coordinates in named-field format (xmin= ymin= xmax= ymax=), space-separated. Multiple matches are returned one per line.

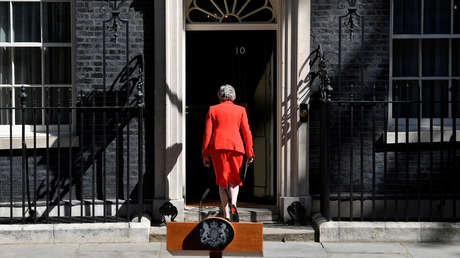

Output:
xmin=27 ymin=53 xmax=146 ymax=219
xmin=130 ymin=0 xmax=185 ymax=219
xmin=308 ymin=1 xmax=391 ymax=195
xmin=130 ymin=0 xmax=157 ymax=201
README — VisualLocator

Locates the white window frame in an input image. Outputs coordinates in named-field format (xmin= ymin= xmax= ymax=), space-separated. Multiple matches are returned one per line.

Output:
xmin=0 ymin=0 xmax=75 ymax=148
xmin=388 ymin=0 xmax=460 ymax=143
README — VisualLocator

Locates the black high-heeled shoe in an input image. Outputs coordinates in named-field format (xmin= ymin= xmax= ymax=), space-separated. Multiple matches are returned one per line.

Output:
xmin=230 ymin=204 xmax=239 ymax=222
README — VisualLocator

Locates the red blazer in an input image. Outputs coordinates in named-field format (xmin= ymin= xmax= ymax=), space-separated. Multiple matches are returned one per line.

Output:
xmin=202 ymin=101 xmax=254 ymax=158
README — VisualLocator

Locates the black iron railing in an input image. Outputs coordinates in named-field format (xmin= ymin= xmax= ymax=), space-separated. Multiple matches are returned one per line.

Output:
xmin=0 ymin=86 xmax=145 ymax=224
xmin=318 ymin=85 xmax=460 ymax=222
xmin=0 ymin=0 xmax=148 ymax=224
xmin=310 ymin=1 xmax=459 ymax=222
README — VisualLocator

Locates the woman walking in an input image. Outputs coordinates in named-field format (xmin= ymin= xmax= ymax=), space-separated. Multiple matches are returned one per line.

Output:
xmin=201 ymin=84 xmax=254 ymax=221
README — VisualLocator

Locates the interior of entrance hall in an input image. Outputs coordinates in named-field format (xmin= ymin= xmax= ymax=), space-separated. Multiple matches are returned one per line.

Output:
xmin=186 ymin=30 xmax=276 ymax=204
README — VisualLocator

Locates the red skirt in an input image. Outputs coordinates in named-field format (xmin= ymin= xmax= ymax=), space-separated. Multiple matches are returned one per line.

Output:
xmin=210 ymin=150 xmax=243 ymax=187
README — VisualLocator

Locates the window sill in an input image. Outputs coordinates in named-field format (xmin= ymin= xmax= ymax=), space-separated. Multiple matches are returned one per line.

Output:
xmin=376 ymin=130 xmax=460 ymax=152
xmin=0 ymin=134 xmax=79 ymax=150
xmin=384 ymin=130 xmax=460 ymax=144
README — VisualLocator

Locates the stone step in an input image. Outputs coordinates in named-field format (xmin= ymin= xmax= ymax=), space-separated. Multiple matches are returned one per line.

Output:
xmin=184 ymin=205 xmax=280 ymax=223
xmin=168 ymin=206 xmax=315 ymax=242
xmin=149 ymin=223 xmax=315 ymax=242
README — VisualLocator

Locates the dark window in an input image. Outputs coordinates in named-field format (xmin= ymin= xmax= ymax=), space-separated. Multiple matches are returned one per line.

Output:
xmin=392 ymin=0 xmax=458 ymax=119
xmin=45 ymin=47 xmax=71 ymax=84
xmin=0 ymin=47 xmax=11 ymax=84
xmin=45 ymin=87 xmax=72 ymax=124
xmin=393 ymin=39 xmax=418 ymax=77
xmin=394 ymin=0 xmax=421 ymax=34
xmin=0 ymin=88 xmax=11 ymax=125
xmin=0 ymin=1 xmax=72 ymax=126
xmin=43 ymin=2 xmax=71 ymax=43
xmin=0 ymin=3 xmax=10 ymax=42
xmin=422 ymin=39 xmax=448 ymax=76
xmin=13 ymin=2 xmax=40 ymax=42
xmin=392 ymin=81 xmax=419 ymax=118
xmin=455 ymin=0 xmax=460 ymax=33
xmin=14 ymin=87 xmax=42 ymax=125
xmin=453 ymin=80 xmax=460 ymax=117
xmin=454 ymin=39 xmax=460 ymax=76
xmin=423 ymin=0 xmax=451 ymax=34
xmin=14 ymin=47 xmax=42 ymax=84
xmin=422 ymin=80 xmax=449 ymax=118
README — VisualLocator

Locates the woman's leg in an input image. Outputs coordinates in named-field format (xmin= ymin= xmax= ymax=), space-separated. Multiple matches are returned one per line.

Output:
xmin=229 ymin=184 xmax=239 ymax=207
xmin=219 ymin=185 xmax=230 ymax=219
xmin=228 ymin=152 xmax=243 ymax=210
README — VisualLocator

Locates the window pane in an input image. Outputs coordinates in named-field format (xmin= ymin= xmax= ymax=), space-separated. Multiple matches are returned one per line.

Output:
xmin=0 ymin=3 xmax=10 ymax=42
xmin=455 ymin=0 xmax=460 ymax=33
xmin=453 ymin=80 xmax=460 ymax=117
xmin=424 ymin=0 xmax=451 ymax=34
xmin=422 ymin=39 xmax=448 ymax=76
xmin=238 ymin=0 xmax=275 ymax=22
xmin=187 ymin=0 xmax=223 ymax=22
xmin=0 ymin=47 xmax=11 ymax=84
xmin=45 ymin=47 xmax=71 ymax=84
xmin=14 ymin=48 xmax=41 ymax=84
xmin=454 ymin=39 xmax=460 ymax=76
xmin=393 ymin=39 xmax=418 ymax=77
xmin=393 ymin=80 xmax=419 ymax=118
xmin=45 ymin=87 xmax=71 ymax=124
xmin=44 ymin=3 xmax=71 ymax=43
xmin=14 ymin=87 xmax=42 ymax=124
xmin=394 ymin=0 xmax=421 ymax=34
xmin=0 ymin=87 xmax=12 ymax=125
xmin=13 ymin=2 xmax=40 ymax=42
xmin=422 ymin=80 xmax=448 ymax=118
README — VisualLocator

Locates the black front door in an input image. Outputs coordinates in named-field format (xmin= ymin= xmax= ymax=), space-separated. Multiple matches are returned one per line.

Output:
xmin=186 ymin=30 xmax=276 ymax=204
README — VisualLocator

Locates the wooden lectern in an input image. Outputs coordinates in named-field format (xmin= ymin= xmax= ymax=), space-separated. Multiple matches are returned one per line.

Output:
xmin=167 ymin=218 xmax=263 ymax=257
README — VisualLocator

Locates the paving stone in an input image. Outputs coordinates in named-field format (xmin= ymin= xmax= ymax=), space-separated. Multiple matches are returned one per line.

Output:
xmin=329 ymin=254 xmax=407 ymax=258
xmin=262 ymin=241 xmax=327 ymax=258
xmin=2 ymin=241 xmax=460 ymax=258
xmin=402 ymin=243 xmax=460 ymax=258
xmin=0 ymin=244 xmax=78 ymax=258
xmin=158 ymin=242 xmax=209 ymax=258
xmin=78 ymin=243 xmax=161 ymax=258
xmin=263 ymin=224 xmax=315 ymax=241
xmin=322 ymin=242 xmax=407 ymax=254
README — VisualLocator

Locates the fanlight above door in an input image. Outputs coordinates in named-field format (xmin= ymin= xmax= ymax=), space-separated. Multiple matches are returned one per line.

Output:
xmin=185 ymin=0 xmax=278 ymax=23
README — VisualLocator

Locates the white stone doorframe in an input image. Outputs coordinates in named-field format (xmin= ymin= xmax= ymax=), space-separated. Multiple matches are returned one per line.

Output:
xmin=278 ymin=0 xmax=312 ymax=223
xmin=152 ymin=0 xmax=186 ymax=222
xmin=152 ymin=0 xmax=311 ymax=222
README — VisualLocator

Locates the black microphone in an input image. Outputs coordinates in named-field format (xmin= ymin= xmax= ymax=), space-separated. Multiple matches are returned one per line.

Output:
xmin=199 ymin=188 xmax=210 ymax=221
